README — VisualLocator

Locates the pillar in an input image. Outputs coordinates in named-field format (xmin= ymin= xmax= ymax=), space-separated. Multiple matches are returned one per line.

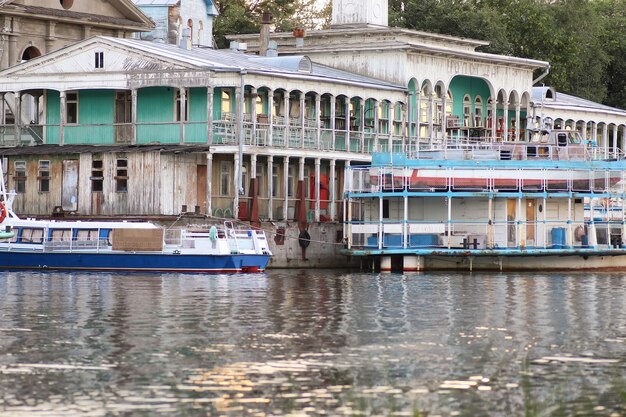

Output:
xmin=268 ymin=155 xmax=274 ymax=220
xmin=283 ymin=156 xmax=289 ymax=220
xmin=283 ymin=92 xmax=290 ymax=148
xmin=131 ymin=89 xmax=137 ymax=144
xmin=330 ymin=95 xmax=336 ymax=150
xmin=359 ymin=97 xmax=365 ymax=152
xmin=59 ymin=91 xmax=66 ymax=146
xmin=179 ymin=87 xmax=186 ymax=144
xmin=502 ymin=100 xmax=509 ymax=141
xmin=329 ymin=159 xmax=337 ymax=221
xmin=206 ymin=86 xmax=214 ymax=144
xmin=267 ymin=89 xmax=274 ymax=146
xmin=299 ymin=91 xmax=306 ymax=147
xmin=315 ymin=93 xmax=321 ymax=149
xmin=206 ymin=153 xmax=213 ymax=216
xmin=314 ymin=158 xmax=321 ymax=222
xmin=234 ymin=152 xmax=241 ymax=219
xmin=403 ymin=256 xmax=423 ymax=272
xmin=381 ymin=256 xmax=392 ymax=272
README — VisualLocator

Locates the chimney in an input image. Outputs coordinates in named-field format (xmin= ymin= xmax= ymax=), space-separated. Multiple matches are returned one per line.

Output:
xmin=266 ymin=40 xmax=278 ymax=57
xmin=293 ymin=27 xmax=305 ymax=48
xmin=259 ymin=11 xmax=271 ymax=56
xmin=179 ymin=28 xmax=191 ymax=50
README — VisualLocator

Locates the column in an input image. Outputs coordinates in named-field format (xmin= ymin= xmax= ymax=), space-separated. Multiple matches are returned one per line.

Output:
xmin=515 ymin=101 xmax=521 ymax=141
xmin=330 ymin=95 xmax=336 ymax=150
xmin=59 ymin=91 xmax=66 ymax=146
xmin=283 ymin=92 xmax=290 ymax=148
xmin=401 ymin=102 xmax=407 ymax=152
xmin=373 ymin=100 xmax=380 ymax=151
xmin=131 ymin=89 xmax=137 ymax=145
xmin=345 ymin=98 xmax=351 ymax=151
xmin=45 ymin=21 xmax=56 ymax=53
xmin=441 ymin=90 xmax=447 ymax=146
xmin=427 ymin=93 xmax=434 ymax=144
xmin=502 ymin=100 xmax=509 ymax=141
xmin=612 ymin=126 xmax=618 ymax=159
xmin=14 ymin=91 xmax=21 ymax=144
xmin=267 ymin=90 xmax=274 ymax=146
xmin=206 ymin=153 xmax=213 ymax=216
xmin=251 ymin=88 xmax=257 ymax=145
xmin=359 ymin=98 xmax=365 ymax=153
xmin=378 ymin=195 xmax=384 ymax=250
xmin=268 ymin=156 xmax=274 ymax=221
xmin=491 ymin=98 xmax=498 ymax=140
xmin=416 ymin=91 xmax=422 ymax=144
xmin=234 ymin=153 xmax=241 ymax=219
xmin=206 ymin=86 xmax=214 ymax=144
xmin=315 ymin=93 xmax=321 ymax=149
xmin=299 ymin=92 xmax=305 ymax=148
xmin=329 ymin=159 xmax=337 ymax=221
xmin=179 ymin=87 xmax=186 ymax=144
xmin=602 ymin=123 xmax=608 ymax=159
xmin=314 ymin=158 xmax=321 ymax=222
xmin=283 ymin=156 xmax=289 ymax=220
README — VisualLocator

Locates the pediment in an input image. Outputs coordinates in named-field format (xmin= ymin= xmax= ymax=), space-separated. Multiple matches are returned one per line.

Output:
xmin=0 ymin=37 xmax=198 ymax=79
xmin=1 ymin=0 xmax=154 ymax=31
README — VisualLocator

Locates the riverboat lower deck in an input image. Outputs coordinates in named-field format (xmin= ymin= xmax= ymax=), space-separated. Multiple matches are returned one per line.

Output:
xmin=342 ymin=130 xmax=626 ymax=271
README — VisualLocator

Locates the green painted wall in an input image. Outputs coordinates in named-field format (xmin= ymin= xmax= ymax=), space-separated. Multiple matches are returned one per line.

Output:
xmin=186 ymin=87 xmax=208 ymax=143
xmin=449 ymin=76 xmax=491 ymax=118
xmin=136 ymin=87 xmax=178 ymax=144
xmin=45 ymin=90 xmax=60 ymax=144
xmin=65 ymin=90 xmax=115 ymax=145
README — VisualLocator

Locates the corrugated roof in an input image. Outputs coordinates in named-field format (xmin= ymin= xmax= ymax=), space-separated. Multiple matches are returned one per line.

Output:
xmin=533 ymin=87 xmax=626 ymax=115
xmin=9 ymin=5 xmax=150 ymax=28
xmin=104 ymin=37 xmax=405 ymax=90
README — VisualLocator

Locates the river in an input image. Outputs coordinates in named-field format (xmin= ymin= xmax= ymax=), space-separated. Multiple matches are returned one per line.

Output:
xmin=0 ymin=270 xmax=624 ymax=416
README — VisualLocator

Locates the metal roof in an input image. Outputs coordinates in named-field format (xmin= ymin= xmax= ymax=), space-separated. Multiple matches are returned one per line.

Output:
xmin=104 ymin=37 xmax=405 ymax=90
xmin=533 ymin=87 xmax=626 ymax=115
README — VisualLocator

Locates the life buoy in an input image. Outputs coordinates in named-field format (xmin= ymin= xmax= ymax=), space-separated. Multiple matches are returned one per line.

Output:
xmin=0 ymin=202 xmax=6 ymax=223
xmin=298 ymin=230 xmax=311 ymax=249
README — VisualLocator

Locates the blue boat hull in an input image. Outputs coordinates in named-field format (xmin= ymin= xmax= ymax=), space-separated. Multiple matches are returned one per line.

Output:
xmin=0 ymin=251 xmax=271 ymax=273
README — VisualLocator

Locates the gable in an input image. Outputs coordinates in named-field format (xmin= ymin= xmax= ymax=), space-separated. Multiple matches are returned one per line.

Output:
xmin=3 ymin=0 xmax=154 ymax=31
xmin=0 ymin=38 xmax=198 ymax=81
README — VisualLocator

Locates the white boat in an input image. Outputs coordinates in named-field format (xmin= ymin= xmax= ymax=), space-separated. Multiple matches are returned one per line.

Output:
xmin=0 ymin=161 xmax=272 ymax=273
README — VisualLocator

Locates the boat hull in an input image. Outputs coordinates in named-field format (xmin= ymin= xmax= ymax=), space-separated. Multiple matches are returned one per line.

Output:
xmin=0 ymin=251 xmax=271 ymax=273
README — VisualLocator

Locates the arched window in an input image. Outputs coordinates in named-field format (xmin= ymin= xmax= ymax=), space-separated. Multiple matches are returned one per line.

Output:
xmin=60 ymin=0 xmax=73 ymax=9
xmin=463 ymin=95 xmax=471 ymax=127
xmin=474 ymin=96 xmax=483 ymax=127
xmin=21 ymin=46 xmax=41 ymax=62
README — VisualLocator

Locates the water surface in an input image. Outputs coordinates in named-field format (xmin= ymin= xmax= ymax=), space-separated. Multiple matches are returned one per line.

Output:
xmin=0 ymin=270 xmax=625 ymax=416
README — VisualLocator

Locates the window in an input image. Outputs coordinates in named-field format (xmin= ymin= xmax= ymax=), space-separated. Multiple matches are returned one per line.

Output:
xmin=221 ymin=90 xmax=231 ymax=113
xmin=272 ymin=164 xmax=279 ymax=197
xmin=288 ymin=165 xmax=295 ymax=197
xmin=463 ymin=95 xmax=471 ymax=127
xmin=14 ymin=160 xmax=26 ymax=193
xmin=60 ymin=0 xmax=73 ymax=9
xmin=382 ymin=199 xmax=390 ymax=219
xmin=91 ymin=160 xmax=103 ymax=192
xmin=66 ymin=92 xmax=78 ymax=124
xmin=175 ymin=89 xmax=189 ymax=122
xmin=38 ymin=160 xmax=50 ymax=192
xmin=474 ymin=97 xmax=483 ymax=127
xmin=115 ymin=159 xmax=128 ymax=192
xmin=95 ymin=52 xmax=104 ymax=69
xmin=220 ymin=162 xmax=230 ymax=196
xmin=20 ymin=228 xmax=44 ymax=244
xmin=256 ymin=163 xmax=264 ymax=196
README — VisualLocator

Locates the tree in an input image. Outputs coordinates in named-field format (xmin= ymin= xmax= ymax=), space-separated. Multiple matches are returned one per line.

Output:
xmin=389 ymin=0 xmax=626 ymax=109
xmin=213 ymin=0 xmax=330 ymax=49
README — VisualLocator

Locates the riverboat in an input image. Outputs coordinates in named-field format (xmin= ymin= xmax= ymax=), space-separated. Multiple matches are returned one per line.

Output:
xmin=342 ymin=121 xmax=626 ymax=271
xmin=0 ymin=164 xmax=272 ymax=273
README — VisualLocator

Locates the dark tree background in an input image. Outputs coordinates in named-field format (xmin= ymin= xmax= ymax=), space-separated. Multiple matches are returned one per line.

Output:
xmin=213 ymin=0 xmax=626 ymax=109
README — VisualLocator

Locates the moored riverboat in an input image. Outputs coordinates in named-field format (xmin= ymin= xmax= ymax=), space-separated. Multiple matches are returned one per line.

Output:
xmin=0 ymin=163 xmax=272 ymax=273
xmin=342 ymin=124 xmax=626 ymax=271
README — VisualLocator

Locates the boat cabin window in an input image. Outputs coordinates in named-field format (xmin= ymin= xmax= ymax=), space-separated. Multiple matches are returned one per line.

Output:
xmin=557 ymin=133 xmax=567 ymax=147
xmin=14 ymin=227 xmax=45 ymax=244
xmin=49 ymin=228 xmax=72 ymax=242
xmin=568 ymin=132 xmax=582 ymax=144
xmin=76 ymin=229 xmax=99 ymax=241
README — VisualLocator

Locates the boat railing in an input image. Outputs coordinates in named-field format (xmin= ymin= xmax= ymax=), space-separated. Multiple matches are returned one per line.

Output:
xmin=345 ymin=166 xmax=626 ymax=195
xmin=346 ymin=219 xmax=618 ymax=251
xmin=42 ymin=237 xmax=110 ymax=252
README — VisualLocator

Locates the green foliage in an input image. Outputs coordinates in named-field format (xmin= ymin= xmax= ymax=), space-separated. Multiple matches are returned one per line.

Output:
xmin=390 ymin=0 xmax=626 ymax=109
xmin=212 ymin=0 xmax=330 ymax=49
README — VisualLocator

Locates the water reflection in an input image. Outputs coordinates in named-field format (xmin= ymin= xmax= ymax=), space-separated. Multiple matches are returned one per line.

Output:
xmin=0 ymin=271 xmax=624 ymax=416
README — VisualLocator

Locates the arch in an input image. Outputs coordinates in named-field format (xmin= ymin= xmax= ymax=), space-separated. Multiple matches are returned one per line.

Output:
xmin=21 ymin=46 xmax=42 ymax=62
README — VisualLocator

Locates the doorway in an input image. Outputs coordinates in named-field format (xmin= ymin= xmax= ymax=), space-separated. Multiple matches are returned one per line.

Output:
xmin=62 ymin=160 xmax=79 ymax=212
